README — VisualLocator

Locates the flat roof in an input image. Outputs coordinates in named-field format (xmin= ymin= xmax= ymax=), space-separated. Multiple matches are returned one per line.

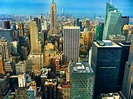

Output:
xmin=94 ymin=41 xmax=121 ymax=48
xmin=71 ymin=62 xmax=93 ymax=73
xmin=63 ymin=26 xmax=80 ymax=29
xmin=118 ymin=42 xmax=131 ymax=46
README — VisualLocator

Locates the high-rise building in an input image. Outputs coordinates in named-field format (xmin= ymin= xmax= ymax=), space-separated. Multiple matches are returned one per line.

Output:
xmin=79 ymin=21 xmax=83 ymax=31
xmin=76 ymin=18 xmax=80 ymax=26
xmin=0 ymin=37 xmax=11 ymax=61
xmin=95 ymin=23 xmax=104 ymax=41
xmin=11 ymin=41 xmax=18 ymax=53
xmin=117 ymin=42 xmax=130 ymax=90
xmin=122 ymin=42 xmax=133 ymax=99
xmin=4 ymin=21 xmax=10 ymax=29
xmin=29 ymin=21 xmax=42 ymax=54
xmin=0 ymin=29 xmax=13 ymax=42
xmin=86 ymin=18 xmax=90 ymax=31
xmin=41 ymin=19 xmax=48 ymax=31
xmin=86 ymin=31 xmax=93 ymax=50
xmin=122 ymin=62 xmax=133 ymax=99
xmin=121 ymin=16 xmax=129 ymax=29
xmin=43 ymin=79 xmax=57 ymax=99
xmin=91 ymin=40 xmax=122 ymax=98
xmin=105 ymin=3 xmax=118 ymax=24
xmin=33 ymin=17 xmax=41 ymax=32
xmin=39 ymin=32 xmax=45 ymax=49
xmin=63 ymin=26 xmax=80 ymax=63
xmin=61 ymin=8 xmax=64 ymax=16
xmin=123 ymin=24 xmax=130 ymax=41
xmin=21 ymin=46 xmax=28 ymax=60
xmin=103 ymin=3 xmax=122 ymax=40
xmin=0 ymin=76 xmax=9 ymax=95
xmin=18 ymin=22 xmax=24 ymax=37
xmin=70 ymin=62 xmax=94 ymax=99
xmin=26 ymin=54 xmax=43 ymax=75
xmin=0 ymin=55 xmax=5 ymax=75
xmin=50 ymin=0 xmax=57 ymax=34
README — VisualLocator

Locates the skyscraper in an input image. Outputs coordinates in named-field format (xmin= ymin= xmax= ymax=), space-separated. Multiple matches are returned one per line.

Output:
xmin=4 ymin=21 xmax=10 ymax=29
xmin=0 ymin=37 xmax=11 ymax=61
xmin=86 ymin=18 xmax=90 ymax=31
xmin=70 ymin=62 xmax=94 ymax=99
xmin=28 ymin=21 xmax=43 ymax=75
xmin=41 ymin=19 xmax=48 ymax=31
xmin=105 ymin=3 xmax=118 ymax=24
xmin=91 ymin=40 xmax=122 ymax=98
xmin=63 ymin=26 xmax=80 ymax=63
xmin=117 ymin=42 xmax=130 ymax=90
xmin=29 ymin=21 xmax=41 ymax=54
xmin=121 ymin=16 xmax=129 ymax=29
xmin=50 ymin=0 xmax=57 ymax=34
xmin=103 ymin=3 xmax=122 ymax=39
xmin=122 ymin=42 xmax=133 ymax=99
xmin=123 ymin=25 xmax=130 ymax=41
xmin=95 ymin=23 xmax=104 ymax=41
xmin=18 ymin=22 xmax=24 ymax=37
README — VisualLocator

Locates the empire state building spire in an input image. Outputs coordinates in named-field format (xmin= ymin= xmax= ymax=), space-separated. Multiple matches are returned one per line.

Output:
xmin=50 ymin=0 xmax=57 ymax=34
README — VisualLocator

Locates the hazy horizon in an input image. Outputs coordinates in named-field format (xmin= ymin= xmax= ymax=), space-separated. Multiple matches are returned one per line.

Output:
xmin=0 ymin=0 xmax=133 ymax=18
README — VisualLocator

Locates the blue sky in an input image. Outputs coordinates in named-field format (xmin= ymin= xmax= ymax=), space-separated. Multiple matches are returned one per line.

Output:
xmin=0 ymin=0 xmax=133 ymax=17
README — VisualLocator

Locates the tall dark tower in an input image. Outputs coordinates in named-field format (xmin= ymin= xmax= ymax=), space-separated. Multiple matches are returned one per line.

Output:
xmin=4 ymin=21 xmax=10 ymax=29
xmin=91 ymin=40 xmax=122 ymax=98
xmin=122 ymin=42 xmax=133 ymax=99
xmin=50 ymin=0 xmax=57 ymax=34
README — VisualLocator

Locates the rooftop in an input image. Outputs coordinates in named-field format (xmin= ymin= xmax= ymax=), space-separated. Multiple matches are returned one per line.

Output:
xmin=95 ymin=40 xmax=121 ymax=48
xmin=71 ymin=62 xmax=93 ymax=73
xmin=63 ymin=26 xmax=80 ymax=29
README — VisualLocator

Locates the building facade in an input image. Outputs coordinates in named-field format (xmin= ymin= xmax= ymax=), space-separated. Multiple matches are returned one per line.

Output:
xmin=117 ymin=42 xmax=130 ymax=90
xmin=95 ymin=23 xmax=104 ymax=41
xmin=103 ymin=3 xmax=122 ymax=40
xmin=26 ymin=54 xmax=43 ymax=75
xmin=16 ymin=61 xmax=26 ymax=75
xmin=29 ymin=21 xmax=41 ymax=54
xmin=70 ymin=62 xmax=94 ymax=99
xmin=0 ymin=37 xmax=11 ymax=61
xmin=91 ymin=40 xmax=122 ymax=98
xmin=50 ymin=0 xmax=57 ymax=34
xmin=18 ymin=22 xmax=24 ymax=37
xmin=63 ymin=26 xmax=80 ymax=63
xmin=122 ymin=42 xmax=133 ymax=99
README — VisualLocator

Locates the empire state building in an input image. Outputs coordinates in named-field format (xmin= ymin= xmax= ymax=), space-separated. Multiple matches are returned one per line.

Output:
xmin=50 ymin=0 xmax=57 ymax=34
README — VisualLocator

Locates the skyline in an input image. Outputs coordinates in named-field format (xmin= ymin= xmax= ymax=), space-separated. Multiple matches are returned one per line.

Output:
xmin=0 ymin=0 xmax=133 ymax=17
